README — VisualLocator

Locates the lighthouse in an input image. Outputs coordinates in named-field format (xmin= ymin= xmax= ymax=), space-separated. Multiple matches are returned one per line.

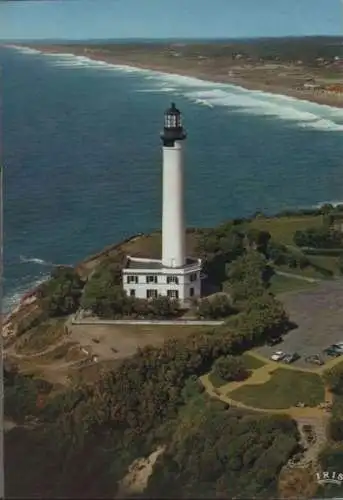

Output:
xmin=161 ymin=103 xmax=186 ymax=268
xmin=122 ymin=103 xmax=202 ymax=304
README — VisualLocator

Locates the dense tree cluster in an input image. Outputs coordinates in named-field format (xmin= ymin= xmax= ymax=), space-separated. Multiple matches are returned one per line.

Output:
xmin=196 ymin=222 xmax=246 ymax=288
xmin=212 ymin=355 xmax=249 ymax=382
xmin=323 ymin=366 xmax=343 ymax=441
xmin=80 ymin=258 xmax=181 ymax=319
xmin=82 ymin=283 xmax=181 ymax=319
xmin=227 ymin=250 xmax=273 ymax=302
xmin=196 ymin=293 xmax=235 ymax=319
xmin=244 ymin=227 xmax=271 ymax=253
xmin=37 ymin=266 xmax=85 ymax=317
xmin=144 ymin=398 xmax=299 ymax=499
xmin=5 ymin=376 xmax=299 ymax=499
xmin=267 ymin=240 xmax=310 ymax=269
xmin=293 ymin=227 xmax=342 ymax=249
xmin=4 ymin=362 xmax=52 ymax=422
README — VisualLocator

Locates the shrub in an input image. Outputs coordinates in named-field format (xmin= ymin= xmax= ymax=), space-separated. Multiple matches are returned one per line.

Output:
xmin=329 ymin=419 xmax=343 ymax=442
xmin=323 ymin=365 xmax=343 ymax=395
xmin=197 ymin=294 xmax=235 ymax=319
xmin=37 ymin=266 xmax=84 ymax=317
xmin=213 ymin=355 xmax=250 ymax=382
xmin=294 ymin=227 xmax=342 ymax=249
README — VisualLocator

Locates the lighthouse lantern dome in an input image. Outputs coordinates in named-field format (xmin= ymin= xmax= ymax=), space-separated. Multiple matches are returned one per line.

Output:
xmin=161 ymin=102 xmax=186 ymax=145
xmin=164 ymin=102 xmax=182 ymax=129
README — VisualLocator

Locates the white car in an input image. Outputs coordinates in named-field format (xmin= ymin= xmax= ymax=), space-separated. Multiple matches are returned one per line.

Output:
xmin=271 ymin=350 xmax=285 ymax=362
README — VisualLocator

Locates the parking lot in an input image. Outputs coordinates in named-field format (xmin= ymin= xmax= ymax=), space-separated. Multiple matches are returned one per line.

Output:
xmin=255 ymin=279 xmax=343 ymax=369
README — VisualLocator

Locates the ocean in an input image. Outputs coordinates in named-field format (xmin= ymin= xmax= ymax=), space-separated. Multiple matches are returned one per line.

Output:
xmin=2 ymin=45 xmax=343 ymax=312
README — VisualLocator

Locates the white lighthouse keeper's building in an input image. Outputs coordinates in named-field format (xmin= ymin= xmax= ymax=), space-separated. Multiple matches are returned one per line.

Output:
xmin=122 ymin=103 xmax=202 ymax=303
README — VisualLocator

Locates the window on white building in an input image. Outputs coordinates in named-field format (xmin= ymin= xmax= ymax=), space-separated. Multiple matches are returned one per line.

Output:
xmin=130 ymin=289 xmax=136 ymax=297
xmin=146 ymin=275 xmax=158 ymax=284
xmin=127 ymin=275 xmax=138 ymax=284
xmin=147 ymin=289 xmax=158 ymax=299
xmin=189 ymin=273 xmax=197 ymax=282
xmin=190 ymin=287 xmax=194 ymax=297
xmin=167 ymin=290 xmax=179 ymax=299
xmin=167 ymin=275 xmax=179 ymax=284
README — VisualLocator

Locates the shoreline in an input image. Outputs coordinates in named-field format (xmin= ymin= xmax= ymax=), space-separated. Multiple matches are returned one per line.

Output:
xmin=10 ymin=43 xmax=343 ymax=110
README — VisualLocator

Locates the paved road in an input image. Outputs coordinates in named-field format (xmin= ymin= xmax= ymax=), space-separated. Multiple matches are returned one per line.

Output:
xmin=256 ymin=279 xmax=343 ymax=368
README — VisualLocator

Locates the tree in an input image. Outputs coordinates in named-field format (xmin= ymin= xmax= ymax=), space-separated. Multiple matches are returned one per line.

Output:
xmin=148 ymin=296 xmax=180 ymax=319
xmin=228 ymin=250 xmax=273 ymax=302
xmin=213 ymin=355 xmax=249 ymax=382
xmin=267 ymin=241 xmax=288 ymax=266
xmin=294 ymin=227 xmax=342 ymax=249
xmin=338 ymin=254 xmax=343 ymax=275
xmin=329 ymin=419 xmax=343 ymax=442
xmin=37 ymin=266 xmax=84 ymax=317
xmin=81 ymin=276 xmax=131 ymax=318
xmin=245 ymin=228 xmax=271 ymax=253
xmin=323 ymin=365 xmax=343 ymax=394
xmin=82 ymin=272 xmax=181 ymax=319
xmin=197 ymin=294 xmax=234 ymax=319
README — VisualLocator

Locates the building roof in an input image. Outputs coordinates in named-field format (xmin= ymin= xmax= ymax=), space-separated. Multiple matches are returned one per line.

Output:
xmin=124 ymin=256 xmax=199 ymax=271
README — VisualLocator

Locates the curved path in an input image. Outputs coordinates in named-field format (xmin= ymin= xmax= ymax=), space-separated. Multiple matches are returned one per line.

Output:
xmin=201 ymin=352 xmax=333 ymax=467
xmin=7 ymin=336 xmax=71 ymax=360
xmin=201 ymin=373 xmax=330 ymax=418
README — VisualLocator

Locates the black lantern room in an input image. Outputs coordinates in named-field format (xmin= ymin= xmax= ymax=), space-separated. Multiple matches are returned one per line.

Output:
xmin=160 ymin=102 xmax=187 ymax=147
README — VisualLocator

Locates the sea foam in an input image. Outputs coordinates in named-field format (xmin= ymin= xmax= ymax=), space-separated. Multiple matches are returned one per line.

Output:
xmin=3 ymin=274 xmax=50 ymax=313
xmin=19 ymin=255 xmax=52 ymax=266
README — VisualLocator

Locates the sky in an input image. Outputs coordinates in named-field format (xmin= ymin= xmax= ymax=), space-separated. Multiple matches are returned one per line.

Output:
xmin=0 ymin=0 xmax=342 ymax=41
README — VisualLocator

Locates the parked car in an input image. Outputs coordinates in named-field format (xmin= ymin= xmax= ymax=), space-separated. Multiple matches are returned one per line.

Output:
xmin=283 ymin=352 xmax=300 ymax=364
xmin=323 ymin=346 xmax=341 ymax=357
xmin=266 ymin=336 xmax=282 ymax=347
xmin=331 ymin=344 xmax=343 ymax=353
xmin=270 ymin=350 xmax=285 ymax=362
xmin=305 ymin=354 xmax=324 ymax=366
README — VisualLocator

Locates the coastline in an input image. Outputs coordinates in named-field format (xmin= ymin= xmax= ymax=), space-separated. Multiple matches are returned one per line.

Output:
xmin=13 ymin=44 xmax=343 ymax=110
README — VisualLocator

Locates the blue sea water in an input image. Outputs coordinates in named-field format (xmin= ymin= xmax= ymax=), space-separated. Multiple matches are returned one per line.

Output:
xmin=3 ymin=45 xmax=343 ymax=311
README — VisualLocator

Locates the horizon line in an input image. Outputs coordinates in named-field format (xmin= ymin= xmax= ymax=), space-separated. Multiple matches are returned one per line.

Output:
xmin=1 ymin=34 xmax=343 ymax=44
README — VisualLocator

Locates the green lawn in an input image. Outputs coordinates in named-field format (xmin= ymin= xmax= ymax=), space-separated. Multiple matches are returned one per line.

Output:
xmin=229 ymin=369 xmax=325 ymax=409
xmin=309 ymin=255 xmax=339 ymax=275
xmin=248 ymin=215 xmax=338 ymax=278
xmin=268 ymin=273 xmax=316 ymax=295
xmin=241 ymin=353 xmax=266 ymax=369
xmin=208 ymin=372 xmax=227 ymax=388
xmin=248 ymin=215 xmax=323 ymax=246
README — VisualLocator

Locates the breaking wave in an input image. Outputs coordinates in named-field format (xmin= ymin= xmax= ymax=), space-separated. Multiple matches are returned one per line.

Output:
xmin=3 ymin=274 xmax=50 ymax=313
xmin=19 ymin=255 xmax=52 ymax=266
xmin=9 ymin=45 xmax=343 ymax=133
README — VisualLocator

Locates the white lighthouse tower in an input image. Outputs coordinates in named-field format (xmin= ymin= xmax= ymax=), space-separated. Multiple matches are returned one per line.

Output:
xmin=122 ymin=103 xmax=202 ymax=304
xmin=161 ymin=102 xmax=186 ymax=268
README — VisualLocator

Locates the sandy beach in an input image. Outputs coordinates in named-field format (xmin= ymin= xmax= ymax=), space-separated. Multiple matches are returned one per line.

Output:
xmin=18 ymin=42 xmax=343 ymax=109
